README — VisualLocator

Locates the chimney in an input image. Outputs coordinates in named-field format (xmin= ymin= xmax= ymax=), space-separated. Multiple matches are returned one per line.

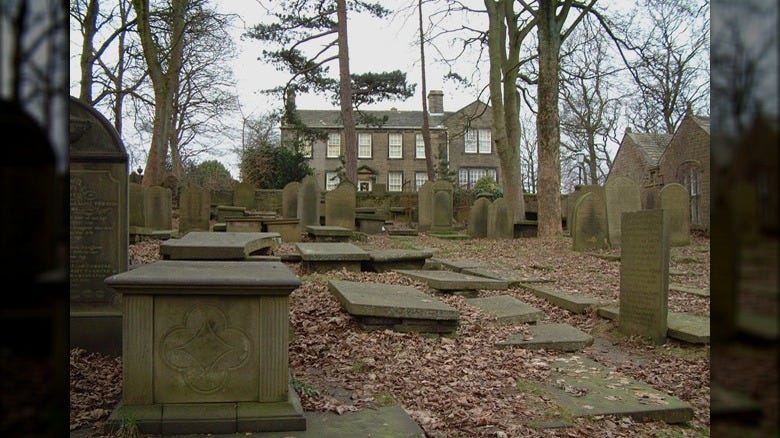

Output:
xmin=285 ymin=87 xmax=296 ymax=110
xmin=428 ymin=90 xmax=444 ymax=114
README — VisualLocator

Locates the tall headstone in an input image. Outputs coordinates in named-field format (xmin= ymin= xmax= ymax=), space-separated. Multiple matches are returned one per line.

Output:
xmin=144 ymin=185 xmax=172 ymax=230
xmin=297 ymin=175 xmax=321 ymax=228
xmin=69 ymin=97 xmax=128 ymax=354
xmin=325 ymin=180 xmax=357 ymax=229
xmin=467 ymin=197 xmax=491 ymax=238
xmin=282 ymin=181 xmax=300 ymax=218
xmin=129 ymin=182 xmax=145 ymax=228
xmin=604 ymin=176 xmax=641 ymax=247
xmin=619 ymin=209 xmax=670 ymax=344
xmin=572 ymin=191 xmax=609 ymax=251
xmin=660 ymin=183 xmax=690 ymax=246
xmin=430 ymin=180 xmax=454 ymax=233
xmin=417 ymin=181 xmax=435 ymax=232
xmin=233 ymin=181 xmax=256 ymax=210
xmin=487 ymin=197 xmax=513 ymax=239
xmin=179 ymin=185 xmax=211 ymax=234
xmin=568 ymin=185 xmax=603 ymax=239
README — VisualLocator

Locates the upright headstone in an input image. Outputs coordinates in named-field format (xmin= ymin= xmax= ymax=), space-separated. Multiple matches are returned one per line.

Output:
xmin=604 ymin=176 xmax=641 ymax=247
xmin=282 ymin=181 xmax=300 ymax=218
xmin=572 ymin=191 xmax=609 ymax=251
xmin=143 ymin=185 xmax=172 ymax=230
xmin=233 ymin=181 xmax=256 ymax=210
xmin=69 ymin=97 xmax=128 ymax=354
xmin=568 ymin=185 xmax=603 ymax=239
xmin=179 ymin=185 xmax=211 ymax=234
xmin=417 ymin=181 xmax=435 ymax=232
xmin=430 ymin=180 xmax=454 ymax=233
xmin=487 ymin=197 xmax=513 ymax=239
xmin=660 ymin=183 xmax=690 ymax=246
xmin=619 ymin=209 xmax=670 ymax=344
xmin=129 ymin=182 xmax=145 ymax=228
xmin=467 ymin=197 xmax=491 ymax=238
xmin=325 ymin=180 xmax=357 ymax=229
xmin=297 ymin=175 xmax=321 ymax=228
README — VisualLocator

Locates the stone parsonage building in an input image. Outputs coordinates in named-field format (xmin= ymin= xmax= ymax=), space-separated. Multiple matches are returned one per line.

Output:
xmin=281 ymin=90 xmax=503 ymax=193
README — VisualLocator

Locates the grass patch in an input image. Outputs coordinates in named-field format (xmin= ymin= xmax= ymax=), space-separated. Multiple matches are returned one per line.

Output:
xmin=389 ymin=237 xmax=419 ymax=250
xmin=373 ymin=391 xmax=396 ymax=407
xmin=351 ymin=360 xmax=370 ymax=373
xmin=291 ymin=377 xmax=319 ymax=397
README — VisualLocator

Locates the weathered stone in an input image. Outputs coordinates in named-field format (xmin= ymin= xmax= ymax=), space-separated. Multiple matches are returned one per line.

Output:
xmin=129 ymin=182 xmax=145 ymax=228
xmin=355 ymin=214 xmax=386 ymax=234
xmin=430 ymin=180 xmax=454 ymax=232
xmin=660 ymin=183 xmax=690 ymax=246
xmin=572 ymin=191 xmax=610 ymax=251
xmin=487 ymin=198 xmax=513 ymax=239
xmin=179 ymin=185 xmax=211 ymax=234
xmin=513 ymin=220 xmax=538 ymax=238
xmin=225 ymin=217 xmax=264 ymax=233
xmin=69 ymin=97 xmax=128 ymax=354
xmin=282 ymin=182 xmax=300 ymax=218
xmin=466 ymin=295 xmax=543 ymax=324
xmin=216 ymin=205 xmax=246 ymax=222
xmin=233 ymin=181 xmax=256 ymax=209
xmin=496 ymin=323 xmax=594 ymax=351
xmin=568 ymin=185 xmax=604 ymax=239
xmin=604 ymin=176 xmax=641 ymax=247
xmin=598 ymin=305 xmax=709 ymax=344
xmin=619 ymin=209 xmax=670 ymax=344
xmin=467 ymin=197 xmax=491 ymax=238
xmin=298 ymin=175 xmax=321 ymax=228
xmin=325 ymin=180 xmax=357 ymax=229
xmin=417 ymin=181 xmax=435 ymax=232
xmin=306 ymin=225 xmax=353 ymax=242
xmin=160 ymin=232 xmax=281 ymax=260
xmin=144 ymin=185 xmax=173 ymax=230
xmin=395 ymin=269 xmax=508 ymax=291
xmin=520 ymin=284 xmax=606 ymax=314
xmin=461 ymin=267 xmax=553 ymax=286
xmin=436 ymin=258 xmax=487 ymax=273
xmin=365 ymin=249 xmax=434 ymax=272
xmin=295 ymin=242 xmax=369 ymax=273
xmin=265 ymin=218 xmax=301 ymax=242
xmin=254 ymin=189 xmax=282 ymax=214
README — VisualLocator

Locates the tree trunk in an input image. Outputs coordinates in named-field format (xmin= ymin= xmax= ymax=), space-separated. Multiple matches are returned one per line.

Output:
xmin=336 ymin=0 xmax=357 ymax=184
xmin=419 ymin=0 xmax=435 ymax=181
xmin=79 ymin=0 xmax=98 ymax=103
xmin=536 ymin=0 xmax=563 ymax=236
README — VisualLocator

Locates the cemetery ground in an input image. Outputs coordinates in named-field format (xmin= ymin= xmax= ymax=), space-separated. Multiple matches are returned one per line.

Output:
xmin=69 ymin=226 xmax=724 ymax=437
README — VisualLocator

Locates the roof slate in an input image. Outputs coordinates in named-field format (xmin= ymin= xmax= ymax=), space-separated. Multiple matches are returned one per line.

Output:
xmin=627 ymin=132 xmax=673 ymax=166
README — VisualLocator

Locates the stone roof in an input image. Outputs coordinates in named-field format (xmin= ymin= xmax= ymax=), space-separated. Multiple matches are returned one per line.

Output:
xmin=693 ymin=115 xmax=710 ymax=134
xmin=626 ymin=132 xmax=673 ymax=166
xmin=292 ymin=109 xmax=452 ymax=129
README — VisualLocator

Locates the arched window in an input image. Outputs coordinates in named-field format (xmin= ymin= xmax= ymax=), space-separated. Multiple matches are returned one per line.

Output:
xmin=677 ymin=161 xmax=701 ymax=226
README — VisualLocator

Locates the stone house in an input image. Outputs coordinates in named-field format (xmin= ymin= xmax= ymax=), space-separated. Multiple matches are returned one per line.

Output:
xmin=607 ymin=109 xmax=711 ymax=232
xmin=280 ymin=90 xmax=502 ymax=193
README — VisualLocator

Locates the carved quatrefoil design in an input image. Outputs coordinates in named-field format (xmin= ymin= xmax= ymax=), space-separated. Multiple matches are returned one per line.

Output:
xmin=161 ymin=304 xmax=250 ymax=394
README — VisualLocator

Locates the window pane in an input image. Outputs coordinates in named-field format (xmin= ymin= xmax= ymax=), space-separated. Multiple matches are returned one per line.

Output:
xmin=415 ymin=172 xmax=428 ymax=191
xmin=478 ymin=129 xmax=492 ymax=153
xmin=415 ymin=134 xmax=425 ymax=159
xmin=358 ymin=133 xmax=372 ymax=158
xmin=487 ymin=168 xmax=497 ymax=183
xmin=325 ymin=172 xmax=340 ymax=191
xmin=327 ymin=133 xmax=341 ymax=158
xmin=389 ymin=133 xmax=403 ymax=158
xmin=388 ymin=172 xmax=402 ymax=192
xmin=459 ymin=168 xmax=468 ymax=187
xmin=464 ymin=129 xmax=477 ymax=153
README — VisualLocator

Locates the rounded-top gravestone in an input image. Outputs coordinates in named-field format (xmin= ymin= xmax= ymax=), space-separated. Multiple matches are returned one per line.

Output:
xmin=660 ymin=183 xmax=690 ymax=246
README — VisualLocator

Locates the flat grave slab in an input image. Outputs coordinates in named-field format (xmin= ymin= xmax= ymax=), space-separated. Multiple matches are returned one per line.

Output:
xmin=496 ymin=323 xmax=594 ymax=351
xmin=539 ymin=356 xmax=694 ymax=423
xmin=465 ymin=295 xmax=543 ymax=324
xmin=668 ymin=283 xmax=709 ymax=297
xmin=462 ymin=267 xmax=553 ymax=286
xmin=305 ymin=225 xmax=353 ymax=242
xmin=435 ymin=258 xmax=486 ymax=273
xmin=520 ymin=284 xmax=606 ymax=314
xmin=365 ymin=249 xmax=435 ymax=272
xmin=597 ymin=305 xmax=710 ymax=344
xmin=295 ymin=243 xmax=370 ymax=273
xmin=395 ymin=270 xmax=509 ymax=293
xmin=160 ymin=232 xmax=281 ymax=260
xmin=329 ymin=280 xmax=459 ymax=333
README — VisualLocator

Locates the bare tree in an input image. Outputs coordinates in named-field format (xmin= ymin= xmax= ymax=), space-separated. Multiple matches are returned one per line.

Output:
xmin=418 ymin=0 xmax=436 ymax=180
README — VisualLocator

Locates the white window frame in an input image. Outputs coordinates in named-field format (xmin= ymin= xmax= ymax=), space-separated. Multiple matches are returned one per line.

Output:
xmin=415 ymin=133 xmax=426 ymax=159
xmin=388 ymin=171 xmax=403 ymax=192
xmin=389 ymin=133 xmax=403 ymax=159
xmin=325 ymin=172 xmax=340 ymax=191
xmin=464 ymin=129 xmax=478 ymax=154
xmin=358 ymin=133 xmax=372 ymax=159
xmin=415 ymin=172 xmax=428 ymax=191
xmin=478 ymin=129 xmax=492 ymax=154
xmin=459 ymin=167 xmax=498 ymax=189
xmin=327 ymin=132 xmax=341 ymax=158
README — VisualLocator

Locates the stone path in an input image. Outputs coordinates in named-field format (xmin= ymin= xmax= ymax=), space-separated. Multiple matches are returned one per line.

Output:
xmin=496 ymin=323 xmax=594 ymax=352
xmin=465 ymin=295 xmax=543 ymax=324
xmin=160 ymin=231 xmax=281 ymax=260
xmin=328 ymin=280 xmax=459 ymax=333
xmin=520 ymin=284 xmax=606 ymax=314
xmin=395 ymin=270 xmax=508 ymax=295
xmin=597 ymin=305 xmax=710 ymax=344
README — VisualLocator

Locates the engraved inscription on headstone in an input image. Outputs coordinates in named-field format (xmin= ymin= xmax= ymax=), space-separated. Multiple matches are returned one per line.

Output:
xmin=619 ymin=209 xmax=669 ymax=344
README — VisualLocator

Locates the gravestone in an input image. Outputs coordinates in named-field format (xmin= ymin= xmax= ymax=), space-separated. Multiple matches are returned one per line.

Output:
xmin=417 ymin=181 xmax=434 ymax=232
xmin=487 ymin=197 xmax=513 ymax=239
xmin=282 ymin=181 xmax=300 ymax=218
xmin=467 ymin=197 xmax=491 ymax=238
xmin=619 ymin=209 xmax=670 ymax=344
xmin=255 ymin=189 xmax=282 ymax=213
xmin=572 ymin=191 xmax=609 ymax=251
xmin=129 ymin=182 xmax=145 ymax=228
xmin=568 ymin=185 xmax=604 ymax=239
xmin=604 ymin=176 xmax=641 ymax=247
xmin=69 ymin=97 xmax=128 ymax=354
xmin=179 ymin=185 xmax=211 ymax=234
xmin=430 ymin=180 xmax=454 ymax=233
xmin=660 ymin=183 xmax=690 ymax=246
xmin=297 ymin=175 xmax=321 ymax=228
xmin=233 ymin=182 xmax=256 ymax=209
xmin=325 ymin=180 xmax=356 ymax=229
xmin=144 ymin=185 xmax=172 ymax=230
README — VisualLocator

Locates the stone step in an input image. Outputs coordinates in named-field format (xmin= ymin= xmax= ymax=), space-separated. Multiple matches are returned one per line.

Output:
xmin=537 ymin=356 xmax=694 ymax=423
xmin=461 ymin=267 xmax=553 ymax=286
xmin=395 ymin=270 xmax=509 ymax=293
xmin=520 ymin=284 xmax=606 ymax=314
xmin=668 ymin=283 xmax=709 ymax=297
xmin=597 ymin=305 xmax=710 ymax=344
xmin=328 ymin=280 xmax=459 ymax=334
xmin=496 ymin=323 xmax=593 ymax=351
xmin=465 ymin=295 xmax=543 ymax=324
